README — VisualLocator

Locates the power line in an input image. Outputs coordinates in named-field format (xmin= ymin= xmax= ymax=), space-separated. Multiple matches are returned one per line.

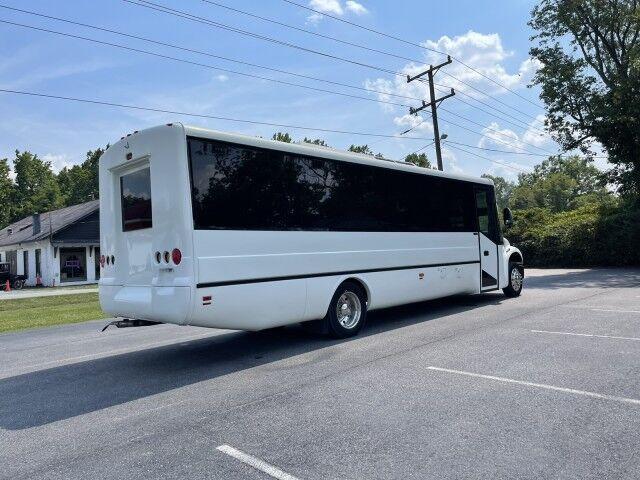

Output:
xmin=124 ymin=0 xmax=549 ymax=134
xmin=198 ymin=0 xmax=428 ymax=67
xmin=280 ymin=0 xmax=545 ymax=109
xmin=123 ymin=0 xmax=401 ymax=77
xmin=181 ymin=0 xmax=547 ymax=128
xmin=444 ymin=142 xmax=530 ymax=173
xmin=0 ymin=88 xmax=437 ymax=140
xmin=432 ymin=81 xmax=547 ymax=134
xmin=438 ymin=113 xmax=552 ymax=155
xmin=438 ymin=108 xmax=557 ymax=155
xmin=0 ymin=4 xmax=424 ymax=103
xmin=0 ymin=19 xmax=411 ymax=108
xmin=445 ymin=141 xmax=559 ymax=157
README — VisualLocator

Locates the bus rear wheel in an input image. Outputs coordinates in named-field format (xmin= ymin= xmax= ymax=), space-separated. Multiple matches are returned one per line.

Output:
xmin=503 ymin=263 xmax=523 ymax=297
xmin=325 ymin=282 xmax=367 ymax=338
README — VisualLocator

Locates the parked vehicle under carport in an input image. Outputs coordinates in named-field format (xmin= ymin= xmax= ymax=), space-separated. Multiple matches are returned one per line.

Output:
xmin=0 ymin=262 xmax=26 ymax=290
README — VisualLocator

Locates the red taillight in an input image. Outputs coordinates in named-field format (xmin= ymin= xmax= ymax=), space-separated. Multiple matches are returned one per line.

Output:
xmin=100 ymin=255 xmax=105 ymax=267
xmin=171 ymin=248 xmax=182 ymax=265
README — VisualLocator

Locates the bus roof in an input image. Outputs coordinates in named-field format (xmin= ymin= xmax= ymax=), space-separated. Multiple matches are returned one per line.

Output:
xmin=113 ymin=123 xmax=493 ymax=186
xmin=183 ymin=124 xmax=493 ymax=186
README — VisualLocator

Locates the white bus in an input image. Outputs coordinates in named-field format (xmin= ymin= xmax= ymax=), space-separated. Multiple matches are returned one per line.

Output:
xmin=99 ymin=123 xmax=524 ymax=337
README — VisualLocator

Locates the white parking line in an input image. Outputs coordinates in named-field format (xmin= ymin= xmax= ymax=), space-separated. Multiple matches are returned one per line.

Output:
xmin=560 ymin=305 xmax=640 ymax=314
xmin=427 ymin=366 xmax=640 ymax=406
xmin=217 ymin=445 xmax=300 ymax=480
xmin=531 ymin=329 xmax=640 ymax=341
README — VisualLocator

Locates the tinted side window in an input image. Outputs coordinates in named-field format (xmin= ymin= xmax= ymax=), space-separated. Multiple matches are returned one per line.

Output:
xmin=188 ymin=137 xmax=477 ymax=232
xmin=120 ymin=167 xmax=152 ymax=232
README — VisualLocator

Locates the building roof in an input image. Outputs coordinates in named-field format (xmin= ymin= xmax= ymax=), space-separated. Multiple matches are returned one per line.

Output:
xmin=0 ymin=200 xmax=99 ymax=248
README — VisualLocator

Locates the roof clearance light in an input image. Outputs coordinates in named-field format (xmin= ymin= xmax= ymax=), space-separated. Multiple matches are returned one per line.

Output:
xmin=172 ymin=248 xmax=182 ymax=265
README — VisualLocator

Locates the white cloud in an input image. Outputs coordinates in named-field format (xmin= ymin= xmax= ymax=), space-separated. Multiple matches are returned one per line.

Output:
xmin=478 ymin=121 xmax=524 ymax=152
xmin=306 ymin=0 xmax=368 ymax=23
xmin=309 ymin=0 xmax=343 ymax=15
xmin=365 ymin=31 xmax=542 ymax=113
xmin=0 ymin=60 xmax=116 ymax=90
xmin=393 ymin=114 xmax=433 ymax=134
xmin=441 ymin=148 xmax=464 ymax=174
xmin=521 ymin=114 xmax=550 ymax=147
xmin=42 ymin=153 xmax=74 ymax=174
xmin=215 ymin=74 xmax=229 ymax=82
xmin=345 ymin=1 xmax=368 ymax=15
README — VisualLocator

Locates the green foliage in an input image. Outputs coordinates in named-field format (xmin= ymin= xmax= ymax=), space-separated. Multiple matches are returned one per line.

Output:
xmin=0 ymin=158 xmax=12 ymax=228
xmin=508 ymin=200 xmax=640 ymax=267
xmin=510 ymin=155 xmax=609 ymax=212
xmin=481 ymin=174 xmax=514 ymax=211
xmin=349 ymin=144 xmax=384 ymax=159
xmin=302 ymin=137 xmax=329 ymax=147
xmin=529 ymin=0 xmax=640 ymax=196
xmin=57 ymin=147 xmax=105 ymax=205
xmin=405 ymin=152 xmax=431 ymax=168
xmin=348 ymin=144 xmax=374 ymax=155
xmin=11 ymin=150 xmax=62 ymax=222
xmin=272 ymin=132 xmax=292 ymax=143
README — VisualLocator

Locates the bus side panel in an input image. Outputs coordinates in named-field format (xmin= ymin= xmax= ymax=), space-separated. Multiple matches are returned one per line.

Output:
xmin=189 ymin=279 xmax=306 ymax=330
xmin=305 ymin=264 xmax=479 ymax=320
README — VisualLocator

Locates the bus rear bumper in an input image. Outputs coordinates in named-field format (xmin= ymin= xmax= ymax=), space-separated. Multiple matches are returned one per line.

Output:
xmin=99 ymin=285 xmax=191 ymax=325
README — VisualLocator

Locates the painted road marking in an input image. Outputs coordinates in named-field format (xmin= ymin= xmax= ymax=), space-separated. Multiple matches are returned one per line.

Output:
xmin=427 ymin=366 xmax=640 ymax=406
xmin=531 ymin=329 xmax=640 ymax=342
xmin=560 ymin=305 xmax=640 ymax=314
xmin=217 ymin=445 xmax=300 ymax=480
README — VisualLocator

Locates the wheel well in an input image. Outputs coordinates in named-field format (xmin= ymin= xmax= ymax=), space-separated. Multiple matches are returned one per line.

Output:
xmin=341 ymin=277 xmax=370 ymax=304
xmin=509 ymin=252 xmax=523 ymax=264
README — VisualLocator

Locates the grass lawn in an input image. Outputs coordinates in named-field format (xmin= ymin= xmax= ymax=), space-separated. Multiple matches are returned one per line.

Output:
xmin=0 ymin=293 xmax=107 ymax=334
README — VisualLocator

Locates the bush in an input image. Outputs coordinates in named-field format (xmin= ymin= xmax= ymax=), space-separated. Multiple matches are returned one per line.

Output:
xmin=507 ymin=201 xmax=640 ymax=267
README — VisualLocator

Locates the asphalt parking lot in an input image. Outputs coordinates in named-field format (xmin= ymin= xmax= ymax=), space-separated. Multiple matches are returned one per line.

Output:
xmin=1 ymin=268 xmax=639 ymax=479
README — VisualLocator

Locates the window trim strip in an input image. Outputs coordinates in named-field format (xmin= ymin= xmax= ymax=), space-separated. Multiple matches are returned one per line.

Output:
xmin=196 ymin=260 xmax=480 ymax=288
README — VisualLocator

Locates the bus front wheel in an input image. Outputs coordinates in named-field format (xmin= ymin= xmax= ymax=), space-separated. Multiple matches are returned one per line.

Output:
xmin=503 ymin=263 xmax=523 ymax=297
xmin=324 ymin=282 xmax=367 ymax=338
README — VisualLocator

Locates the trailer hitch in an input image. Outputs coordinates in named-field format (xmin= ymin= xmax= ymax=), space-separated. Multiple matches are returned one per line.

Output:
xmin=101 ymin=319 xmax=161 ymax=332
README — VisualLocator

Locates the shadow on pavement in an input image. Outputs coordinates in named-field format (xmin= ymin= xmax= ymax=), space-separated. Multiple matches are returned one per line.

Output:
xmin=0 ymin=293 xmax=504 ymax=430
xmin=525 ymin=268 xmax=640 ymax=290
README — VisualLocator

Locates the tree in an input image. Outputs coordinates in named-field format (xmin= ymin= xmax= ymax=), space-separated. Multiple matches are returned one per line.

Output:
xmin=303 ymin=137 xmax=329 ymax=147
xmin=529 ymin=0 xmax=640 ymax=195
xmin=405 ymin=152 xmax=432 ymax=169
xmin=348 ymin=144 xmax=374 ymax=155
xmin=272 ymin=132 xmax=292 ymax=143
xmin=11 ymin=150 xmax=62 ymax=222
xmin=0 ymin=158 xmax=13 ymax=228
xmin=481 ymin=174 xmax=515 ymax=211
xmin=510 ymin=155 xmax=609 ymax=212
xmin=57 ymin=147 xmax=105 ymax=206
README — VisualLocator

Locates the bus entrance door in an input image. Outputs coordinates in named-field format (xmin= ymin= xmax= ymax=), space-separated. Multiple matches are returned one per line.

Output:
xmin=474 ymin=187 xmax=500 ymax=291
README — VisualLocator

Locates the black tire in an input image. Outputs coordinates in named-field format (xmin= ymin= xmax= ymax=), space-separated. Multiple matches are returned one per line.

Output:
xmin=503 ymin=263 xmax=523 ymax=297
xmin=324 ymin=282 xmax=368 ymax=338
xmin=12 ymin=279 xmax=24 ymax=290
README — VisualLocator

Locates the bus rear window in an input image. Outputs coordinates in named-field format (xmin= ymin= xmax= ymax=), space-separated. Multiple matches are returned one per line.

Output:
xmin=120 ymin=167 xmax=152 ymax=231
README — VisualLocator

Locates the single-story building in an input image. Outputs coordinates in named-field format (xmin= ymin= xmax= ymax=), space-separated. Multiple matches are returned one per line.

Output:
xmin=0 ymin=200 xmax=100 ymax=287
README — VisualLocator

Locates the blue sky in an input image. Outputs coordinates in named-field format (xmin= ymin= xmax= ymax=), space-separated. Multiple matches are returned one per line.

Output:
xmin=0 ymin=0 xmax=560 ymax=180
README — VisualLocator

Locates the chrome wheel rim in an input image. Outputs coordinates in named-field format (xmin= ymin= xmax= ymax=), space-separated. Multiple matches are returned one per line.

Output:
xmin=336 ymin=291 xmax=361 ymax=329
xmin=511 ymin=267 xmax=523 ymax=291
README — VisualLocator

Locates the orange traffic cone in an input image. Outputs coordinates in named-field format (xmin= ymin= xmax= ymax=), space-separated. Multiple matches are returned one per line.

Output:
xmin=4 ymin=279 xmax=10 ymax=292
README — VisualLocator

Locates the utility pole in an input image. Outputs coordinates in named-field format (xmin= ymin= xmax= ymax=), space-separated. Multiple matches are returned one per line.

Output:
xmin=407 ymin=56 xmax=455 ymax=171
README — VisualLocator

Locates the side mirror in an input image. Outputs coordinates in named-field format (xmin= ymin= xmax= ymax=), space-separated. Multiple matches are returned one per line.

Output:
xmin=503 ymin=207 xmax=513 ymax=229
